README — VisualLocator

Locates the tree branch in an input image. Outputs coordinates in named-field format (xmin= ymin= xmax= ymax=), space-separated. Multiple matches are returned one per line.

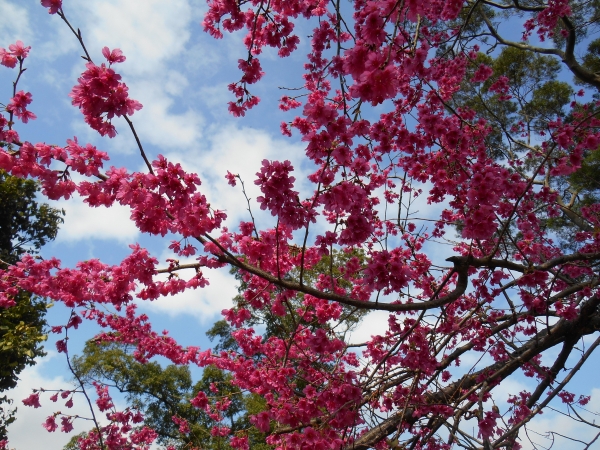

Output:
xmin=348 ymin=295 xmax=600 ymax=449
xmin=477 ymin=5 xmax=600 ymax=89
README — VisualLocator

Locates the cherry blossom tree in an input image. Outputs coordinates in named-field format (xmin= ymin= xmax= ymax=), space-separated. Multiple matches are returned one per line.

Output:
xmin=2 ymin=0 xmax=600 ymax=449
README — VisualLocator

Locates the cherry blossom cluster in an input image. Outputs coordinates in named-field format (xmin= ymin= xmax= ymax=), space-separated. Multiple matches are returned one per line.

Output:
xmin=69 ymin=48 xmax=142 ymax=137
xmin=0 ymin=245 xmax=210 ymax=315
xmin=79 ymin=155 xmax=227 ymax=237
xmin=0 ymin=114 xmax=19 ymax=145
xmin=6 ymin=91 xmax=36 ymax=123
xmin=1 ymin=41 xmax=36 ymax=125
xmin=203 ymin=0 xmax=321 ymax=115
xmin=0 ymin=139 xmax=107 ymax=200
xmin=255 ymin=159 xmax=315 ymax=230
xmin=523 ymin=0 xmax=572 ymax=41
xmin=0 ymin=40 xmax=30 ymax=68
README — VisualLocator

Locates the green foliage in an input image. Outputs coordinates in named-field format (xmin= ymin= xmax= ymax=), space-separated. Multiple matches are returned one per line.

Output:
xmin=0 ymin=291 xmax=48 ymax=392
xmin=570 ymin=145 xmax=600 ymax=193
xmin=206 ymin=317 xmax=238 ymax=354
xmin=545 ymin=144 xmax=600 ymax=251
xmin=71 ymin=340 xmax=271 ymax=450
xmin=70 ymin=249 xmax=367 ymax=449
xmin=451 ymin=46 xmax=573 ymax=159
xmin=448 ymin=45 xmax=600 ymax=246
xmin=582 ymin=38 xmax=600 ymax=79
xmin=0 ymin=170 xmax=63 ymax=439
xmin=225 ymin=249 xmax=368 ymax=342
xmin=0 ymin=170 xmax=63 ymax=264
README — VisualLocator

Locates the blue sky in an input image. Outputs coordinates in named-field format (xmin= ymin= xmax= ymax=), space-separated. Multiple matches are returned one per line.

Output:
xmin=1 ymin=1 xmax=600 ymax=449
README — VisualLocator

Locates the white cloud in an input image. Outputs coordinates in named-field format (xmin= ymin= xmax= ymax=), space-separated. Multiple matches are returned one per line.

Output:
xmin=184 ymin=42 xmax=223 ymax=78
xmin=75 ymin=0 xmax=194 ymax=76
xmin=50 ymin=194 xmax=139 ymax=243
xmin=134 ymin=243 xmax=236 ymax=323
xmin=6 ymin=353 xmax=94 ymax=449
xmin=34 ymin=17 xmax=79 ymax=62
xmin=137 ymin=264 xmax=236 ymax=324
xmin=519 ymin=388 xmax=600 ymax=449
xmin=0 ymin=1 xmax=32 ymax=47
xmin=126 ymin=78 xmax=204 ymax=150
xmin=347 ymin=310 xmax=389 ymax=345
xmin=197 ymin=83 xmax=234 ymax=117
xmin=39 ymin=66 xmax=72 ymax=92
xmin=163 ymin=70 xmax=190 ymax=97
xmin=164 ymin=123 xmax=310 ymax=229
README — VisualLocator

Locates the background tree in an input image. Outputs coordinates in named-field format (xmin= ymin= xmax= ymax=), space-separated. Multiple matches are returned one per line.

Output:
xmin=446 ymin=12 xmax=600 ymax=257
xmin=65 ymin=341 xmax=270 ymax=450
xmin=0 ymin=170 xmax=63 ymax=440
xmin=67 ymin=250 xmax=365 ymax=449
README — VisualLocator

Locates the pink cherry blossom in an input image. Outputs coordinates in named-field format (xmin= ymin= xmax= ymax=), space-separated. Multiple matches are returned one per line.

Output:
xmin=471 ymin=63 xmax=493 ymax=82
xmin=60 ymin=416 xmax=74 ymax=433
xmin=22 ymin=392 xmax=41 ymax=408
xmin=101 ymin=47 xmax=126 ymax=64
xmin=7 ymin=91 xmax=37 ymax=123
xmin=40 ymin=0 xmax=62 ymax=14
xmin=8 ymin=40 xmax=31 ymax=59
xmin=94 ymin=383 xmax=114 ymax=412
xmin=69 ymin=59 xmax=142 ymax=137
xmin=42 ymin=416 xmax=58 ymax=432
xmin=0 ymin=48 xmax=17 ymax=68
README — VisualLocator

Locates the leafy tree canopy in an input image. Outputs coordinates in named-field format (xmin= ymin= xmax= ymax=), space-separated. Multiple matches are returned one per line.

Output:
xmin=0 ymin=170 xmax=63 ymax=439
